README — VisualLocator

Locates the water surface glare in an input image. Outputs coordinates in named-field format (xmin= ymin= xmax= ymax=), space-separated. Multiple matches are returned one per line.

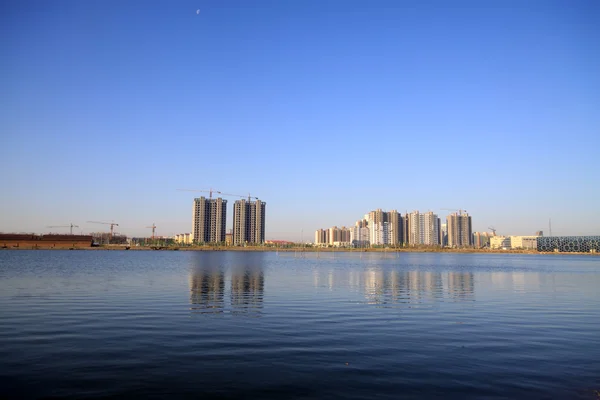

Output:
xmin=1 ymin=251 xmax=599 ymax=399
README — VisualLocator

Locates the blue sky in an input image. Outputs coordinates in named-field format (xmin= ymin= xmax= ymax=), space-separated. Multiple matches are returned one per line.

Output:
xmin=1 ymin=0 xmax=599 ymax=240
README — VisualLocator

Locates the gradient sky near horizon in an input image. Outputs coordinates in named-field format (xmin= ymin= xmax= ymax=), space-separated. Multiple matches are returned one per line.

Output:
xmin=1 ymin=0 xmax=599 ymax=240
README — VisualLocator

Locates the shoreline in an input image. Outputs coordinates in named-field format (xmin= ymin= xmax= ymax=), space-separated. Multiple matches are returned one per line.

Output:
xmin=1 ymin=246 xmax=597 ymax=256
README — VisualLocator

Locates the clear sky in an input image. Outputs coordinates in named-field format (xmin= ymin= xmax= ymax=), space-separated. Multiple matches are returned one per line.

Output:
xmin=1 ymin=0 xmax=599 ymax=240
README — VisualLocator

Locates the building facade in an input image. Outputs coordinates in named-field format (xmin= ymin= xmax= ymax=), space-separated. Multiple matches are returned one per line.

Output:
xmin=446 ymin=212 xmax=473 ymax=247
xmin=473 ymin=232 xmax=493 ymax=248
xmin=490 ymin=236 xmax=511 ymax=249
xmin=314 ymin=226 xmax=351 ymax=246
xmin=192 ymin=197 xmax=227 ymax=243
xmin=537 ymin=236 xmax=600 ymax=253
xmin=510 ymin=236 xmax=537 ymax=249
xmin=407 ymin=211 xmax=441 ymax=246
xmin=350 ymin=225 xmax=370 ymax=248
xmin=387 ymin=210 xmax=404 ymax=246
xmin=369 ymin=222 xmax=391 ymax=246
xmin=365 ymin=209 xmax=403 ymax=246
xmin=232 ymin=199 xmax=266 ymax=245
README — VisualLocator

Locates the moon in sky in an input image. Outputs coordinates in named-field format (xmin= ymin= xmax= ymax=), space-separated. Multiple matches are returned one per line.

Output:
xmin=196 ymin=9 xmax=200 ymax=15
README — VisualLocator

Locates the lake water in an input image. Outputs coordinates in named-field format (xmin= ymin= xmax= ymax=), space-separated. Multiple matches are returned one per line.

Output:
xmin=1 ymin=250 xmax=599 ymax=399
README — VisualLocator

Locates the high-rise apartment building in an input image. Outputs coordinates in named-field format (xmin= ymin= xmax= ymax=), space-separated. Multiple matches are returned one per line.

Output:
xmin=314 ymin=226 xmax=351 ymax=246
xmin=446 ymin=212 xmax=472 ymax=247
xmin=233 ymin=199 xmax=266 ymax=245
xmin=368 ymin=209 xmax=387 ymax=226
xmin=441 ymin=223 xmax=448 ymax=246
xmin=407 ymin=211 xmax=440 ymax=246
xmin=388 ymin=210 xmax=404 ymax=246
xmin=365 ymin=209 xmax=404 ymax=246
xmin=351 ymin=225 xmax=370 ymax=248
xmin=192 ymin=197 xmax=227 ymax=243
xmin=369 ymin=222 xmax=391 ymax=245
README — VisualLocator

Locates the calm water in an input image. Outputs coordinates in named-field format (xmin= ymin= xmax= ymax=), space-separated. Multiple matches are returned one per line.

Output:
xmin=1 ymin=251 xmax=599 ymax=399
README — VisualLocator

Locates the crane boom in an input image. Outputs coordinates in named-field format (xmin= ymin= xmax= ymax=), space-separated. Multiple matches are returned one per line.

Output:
xmin=441 ymin=208 xmax=467 ymax=215
xmin=219 ymin=192 xmax=259 ymax=201
xmin=46 ymin=223 xmax=79 ymax=235
xmin=177 ymin=188 xmax=220 ymax=199
xmin=146 ymin=223 xmax=157 ymax=239
xmin=177 ymin=188 xmax=259 ymax=202
xmin=87 ymin=221 xmax=119 ymax=238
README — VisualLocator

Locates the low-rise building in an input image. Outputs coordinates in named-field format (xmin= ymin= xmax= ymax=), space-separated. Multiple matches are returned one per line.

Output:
xmin=490 ymin=236 xmax=511 ymax=249
xmin=175 ymin=233 xmax=193 ymax=245
xmin=510 ymin=236 xmax=537 ymax=250
xmin=473 ymin=232 xmax=493 ymax=248
xmin=332 ymin=241 xmax=352 ymax=248
xmin=537 ymin=236 xmax=600 ymax=253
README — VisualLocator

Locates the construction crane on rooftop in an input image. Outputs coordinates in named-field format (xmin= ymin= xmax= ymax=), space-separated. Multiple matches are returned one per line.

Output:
xmin=87 ymin=221 xmax=119 ymax=239
xmin=441 ymin=208 xmax=467 ymax=215
xmin=219 ymin=192 xmax=259 ymax=201
xmin=488 ymin=227 xmax=497 ymax=236
xmin=46 ymin=223 xmax=79 ymax=235
xmin=177 ymin=188 xmax=220 ymax=199
xmin=146 ymin=223 xmax=157 ymax=239
xmin=177 ymin=188 xmax=259 ymax=201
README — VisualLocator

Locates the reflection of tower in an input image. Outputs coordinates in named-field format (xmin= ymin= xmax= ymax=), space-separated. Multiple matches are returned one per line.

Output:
xmin=364 ymin=267 xmax=385 ymax=304
xmin=189 ymin=266 xmax=225 ymax=313
xmin=387 ymin=270 xmax=399 ymax=303
xmin=404 ymin=271 xmax=443 ymax=302
xmin=447 ymin=272 xmax=474 ymax=300
xmin=230 ymin=266 xmax=264 ymax=314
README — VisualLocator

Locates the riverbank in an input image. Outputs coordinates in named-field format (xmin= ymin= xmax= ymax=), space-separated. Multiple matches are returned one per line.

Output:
xmin=1 ymin=245 xmax=597 ymax=255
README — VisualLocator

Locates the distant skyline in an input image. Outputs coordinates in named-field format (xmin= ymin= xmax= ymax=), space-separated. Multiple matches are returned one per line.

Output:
xmin=2 ymin=1 xmax=599 ymax=240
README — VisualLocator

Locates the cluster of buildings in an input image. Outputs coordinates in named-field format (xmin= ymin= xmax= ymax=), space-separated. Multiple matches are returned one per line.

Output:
xmin=315 ymin=210 xmax=599 ymax=253
xmin=175 ymin=196 xmax=267 ymax=245
xmin=489 ymin=234 xmax=600 ymax=252
xmin=315 ymin=209 xmax=473 ymax=248
xmin=160 ymin=196 xmax=600 ymax=253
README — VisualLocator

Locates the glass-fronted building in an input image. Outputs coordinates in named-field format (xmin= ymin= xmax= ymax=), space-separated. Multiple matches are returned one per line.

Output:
xmin=537 ymin=236 xmax=600 ymax=253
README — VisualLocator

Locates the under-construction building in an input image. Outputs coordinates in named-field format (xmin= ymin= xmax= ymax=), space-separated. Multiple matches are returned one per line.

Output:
xmin=447 ymin=212 xmax=473 ymax=247
xmin=232 ymin=199 xmax=266 ymax=245
xmin=192 ymin=197 xmax=227 ymax=243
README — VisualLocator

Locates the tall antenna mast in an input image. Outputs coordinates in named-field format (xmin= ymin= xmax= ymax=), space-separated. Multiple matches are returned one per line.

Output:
xmin=549 ymin=218 xmax=552 ymax=237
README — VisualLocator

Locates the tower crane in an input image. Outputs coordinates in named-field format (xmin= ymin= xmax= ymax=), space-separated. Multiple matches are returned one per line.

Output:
xmin=87 ymin=221 xmax=119 ymax=239
xmin=177 ymin=188 xmax=220 ymax=199
xmin=441 ymin=208 xmax=467 ymax=215
xmin=219 ymin=192 xmax=259 ymax=201
xmin=146 ymin=223 xmax=157 ymax=239
xmin=177 ymin=188 xmax=259 ymax=202
xmin=488 ymin=227 xmax=497 ymax=236
xmin=46 ymin=223 xmax=79 ymax=235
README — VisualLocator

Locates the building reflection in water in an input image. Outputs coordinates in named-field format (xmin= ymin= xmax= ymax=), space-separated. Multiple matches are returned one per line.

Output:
xmin=189 ymin=253 xmax=265 ymax=315
xmin=490 ymin=272 xmax=541 ymax=293
xmin=363 ymin=270 xmax=452 ymax=305
xmin=231 ymin=265 xmax=264 ymax=316
xmin=313 ymin=266 xmax=475 ymax=305
xmin=189 ymin=264 xmax=225 ymax=313
xmin=446 ymin=271 xmax=475 ymax=301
